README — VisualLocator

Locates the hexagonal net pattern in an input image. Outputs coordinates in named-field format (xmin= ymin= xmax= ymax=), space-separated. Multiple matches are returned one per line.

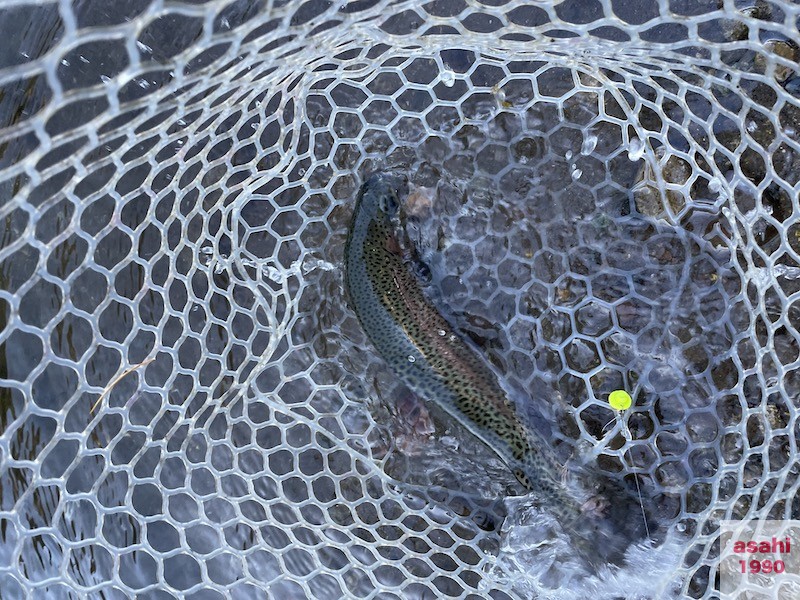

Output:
xmin=0 ymin=0 xmax=798 ymax=598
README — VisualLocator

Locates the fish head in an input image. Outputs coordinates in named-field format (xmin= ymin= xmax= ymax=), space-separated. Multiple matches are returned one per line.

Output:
xmin=362 ymin=172 xmax=408 ymax=220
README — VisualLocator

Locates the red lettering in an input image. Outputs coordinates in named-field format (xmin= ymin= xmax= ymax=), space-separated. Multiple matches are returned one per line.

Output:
xmin=732 ymin=537 xmax=793 ymax=555
xmin=739 ymin=558 xmax=788 ymax=574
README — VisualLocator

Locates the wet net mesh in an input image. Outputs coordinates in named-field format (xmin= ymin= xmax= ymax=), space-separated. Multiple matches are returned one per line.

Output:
xmin=1 ymin=0 xmax=799 ymax=598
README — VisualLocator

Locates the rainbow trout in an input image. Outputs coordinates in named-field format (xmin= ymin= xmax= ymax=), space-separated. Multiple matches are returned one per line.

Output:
xmin=344 ymin=172 xmax=586 ymax=523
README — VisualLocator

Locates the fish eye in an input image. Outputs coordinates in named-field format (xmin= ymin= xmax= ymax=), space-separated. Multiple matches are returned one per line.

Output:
xmin=379 ymin=192 xmax=399 ymax=215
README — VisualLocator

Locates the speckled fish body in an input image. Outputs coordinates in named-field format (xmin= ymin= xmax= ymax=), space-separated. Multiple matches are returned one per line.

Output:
xmin=344 ymin=172 xmax=584 ymax=521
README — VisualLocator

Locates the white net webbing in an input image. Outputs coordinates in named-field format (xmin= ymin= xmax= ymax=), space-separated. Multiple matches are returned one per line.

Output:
xmin=0 ymin=0 xmax=799 ymax=598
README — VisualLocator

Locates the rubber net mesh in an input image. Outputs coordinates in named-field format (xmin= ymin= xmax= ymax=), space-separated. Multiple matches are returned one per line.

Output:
xmin=1 ymin=0 xmax=799 ymax=598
